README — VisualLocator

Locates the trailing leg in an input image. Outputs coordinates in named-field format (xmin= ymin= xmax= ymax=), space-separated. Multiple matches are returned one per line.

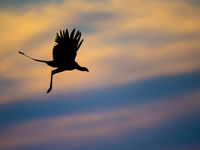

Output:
xmin=47 ymin=69 xmax=63 ymax=93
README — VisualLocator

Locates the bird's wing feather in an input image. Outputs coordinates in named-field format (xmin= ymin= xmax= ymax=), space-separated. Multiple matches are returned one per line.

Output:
xmin=53 ymin=28 xmax=83 ymax=63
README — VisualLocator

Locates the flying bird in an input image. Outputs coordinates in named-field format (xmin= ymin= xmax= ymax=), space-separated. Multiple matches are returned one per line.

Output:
xmin=19 ymin=28 xmax=89 ymax=93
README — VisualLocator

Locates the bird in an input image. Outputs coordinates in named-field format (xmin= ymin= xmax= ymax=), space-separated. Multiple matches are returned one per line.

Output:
xmin=19 ymin=28 xmax=89 ymax=94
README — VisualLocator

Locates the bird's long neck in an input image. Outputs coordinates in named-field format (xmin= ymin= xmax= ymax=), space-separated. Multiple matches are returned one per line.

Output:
xmin=77 ymin=66 xmax=86 ymax=71
xmin=74 ymin=62 xmax=84 ymax=71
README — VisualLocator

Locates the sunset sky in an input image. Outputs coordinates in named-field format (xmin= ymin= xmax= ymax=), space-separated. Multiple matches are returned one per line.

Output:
xmin=0 ymin=0 xmax=200 ymax=149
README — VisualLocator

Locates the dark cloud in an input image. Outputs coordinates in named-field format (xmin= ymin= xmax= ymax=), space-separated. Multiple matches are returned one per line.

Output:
xmin=0 ymin=79 xmax=15 ymax=94
xmin=1 ymin=69 xmax=200 ymax=133
xmin=79 ymin=11 xmax=115 ymax=23
xmin=178 ymin=0 xmax=200 ymax=5
xmin=73 ymin=10 xmax=116 ymax=34
xmin=21 ymin=115 xmax=200 ymax=150
xmin=0 ymin=0 xmax=63 ymax=8
xmin=106 ymin=31 xmax=200 ymax=46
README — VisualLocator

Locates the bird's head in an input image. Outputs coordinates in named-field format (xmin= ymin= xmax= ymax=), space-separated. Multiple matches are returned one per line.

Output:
xmin=81 ymin=67 xmax=89 ymax=72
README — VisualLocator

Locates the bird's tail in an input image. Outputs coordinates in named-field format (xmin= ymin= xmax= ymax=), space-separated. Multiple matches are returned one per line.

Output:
xmin=19 ymin=51 xmax=47 ymax=63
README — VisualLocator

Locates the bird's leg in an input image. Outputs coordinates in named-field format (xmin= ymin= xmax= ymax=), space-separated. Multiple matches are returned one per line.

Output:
xmin=47 ymin=69 xmax=62 ymax=94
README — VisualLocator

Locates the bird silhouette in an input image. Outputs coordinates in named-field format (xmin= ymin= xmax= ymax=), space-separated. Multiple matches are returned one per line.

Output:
xmin=19 ymin=28 xmax=89 ymax=93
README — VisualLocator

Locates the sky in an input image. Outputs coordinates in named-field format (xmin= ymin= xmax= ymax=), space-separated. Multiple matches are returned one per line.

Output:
xmin=0 ymin=0 xmax=200 ymax=149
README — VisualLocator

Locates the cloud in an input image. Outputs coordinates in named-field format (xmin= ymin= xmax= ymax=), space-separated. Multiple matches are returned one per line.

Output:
xmin=0 ymin=90 xmax=199 ymax=149
xmin=0 ymin=0 xmax=200 ymax=104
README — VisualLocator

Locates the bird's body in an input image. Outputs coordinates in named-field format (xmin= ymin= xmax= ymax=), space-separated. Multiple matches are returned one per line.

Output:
xmin=19 ymin=28 xmax=89 ymax=93
xmin=45 ymin=60 xmax=80 ymax=70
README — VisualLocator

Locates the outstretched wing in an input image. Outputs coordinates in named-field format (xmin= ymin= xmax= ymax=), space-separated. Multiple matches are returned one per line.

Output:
xmin=53 ymin=28 xmax=84 ymax=64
